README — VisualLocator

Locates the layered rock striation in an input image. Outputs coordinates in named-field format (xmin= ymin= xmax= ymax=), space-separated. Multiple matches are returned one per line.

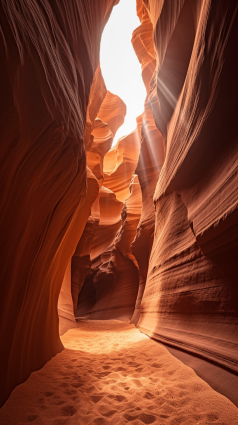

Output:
xmin=130 ymin=3 xmax=165 ymax=324
xmin=0 ymin=0 xmax=119 ymax=407
xmin=136 ymin=0 xmax=238 ymax=374
xmin=71 ymin=89 xmax=127 ymax=318
xmin=77 ymin=173 xmax=142 ymax=320
xmin=1 ymin=0 xmax=238 ymax=410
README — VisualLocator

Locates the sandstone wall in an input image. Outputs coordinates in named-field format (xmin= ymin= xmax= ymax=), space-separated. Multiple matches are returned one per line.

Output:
xmin=0 ymin=0 xmax=119 ymax=407
xmin=137 ymin=0 xmax=238 ymax=373
xmin=1 ymin=0 xmax=238 ymax=408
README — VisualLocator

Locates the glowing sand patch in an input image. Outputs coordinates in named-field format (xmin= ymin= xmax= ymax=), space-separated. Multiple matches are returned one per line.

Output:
xmin=1 ymin=320 xmax=237 ymax=425
xmin=61 ymin=321 xmax=149 ymax=353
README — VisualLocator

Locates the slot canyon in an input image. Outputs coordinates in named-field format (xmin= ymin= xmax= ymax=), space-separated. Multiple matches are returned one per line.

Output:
xmin=0 ymin=0 xmax=238 ymax=423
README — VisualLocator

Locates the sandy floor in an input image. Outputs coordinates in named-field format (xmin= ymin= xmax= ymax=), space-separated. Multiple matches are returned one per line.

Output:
xmin=0 ymin=320 xmax=238 ymax=425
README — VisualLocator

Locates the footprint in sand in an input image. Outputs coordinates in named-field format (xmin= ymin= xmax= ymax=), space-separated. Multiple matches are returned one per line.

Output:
xmin=92 ymin=418 xmax=108 ymax=425
xmin=139 ymin=413 xmax=157 ymax=424
xmin=107 ymin=394 xmax=127 ymax=402
xmin=117 ymin=382 xmax=129 ymax=389
xmin=60 ymin=382 xmax=69 ymax=388
xmin=97 ymin=372 xmax=111 ymax=378
xmin=123 ymin=412 xmax=139 ymax=421
xmin=91 ymin=394 xmax=105 ymax=403
xmin=45 ymin=391 xmax=53 ymax=397
xmin=169 ymin=415 xmax=187 ymax=425
xmin=26 ymin=414 xmax=38 ymax=422
xmin=60 ymin=404 xmax=77 ymax=416
xmin=151 ymin=363 xmax=161 ymax=369
xmin=71 ymin=396 xmax=78 ymax=401
xmin=64 ymin=389 xmax=75 ymax=395
xmin=52 ymin=419 xmax=68 ymax=425
xmin=131 ymin=379 xmax=143 ymax=387
xmin=123 ymin=412 xmax=156 ymax=423
xmin=59 ymin=371 xmax=69 ymax=377
xmin=206 ymin=412 xmax=219 ymax=422
xmin=135 ymin=367 xmax=143 ymax=372
xmin=102 ymin=410 xmax=117 ymax=417
xmin=86 ymin=386 xmax=96 ymax=393
xmin=39 ymin=405 xmax=47 ymax=410
xmin=52 ymin=399 xmax=65 ymax=406
xmin=71 ymin=382 xmax=84 ymax=388
xmin=143 ymin=392 xmax=154 ymax=400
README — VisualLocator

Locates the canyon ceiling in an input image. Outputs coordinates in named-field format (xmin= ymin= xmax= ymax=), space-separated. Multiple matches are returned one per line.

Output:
xmin=0 ymin=0 xmax=238 ymax=409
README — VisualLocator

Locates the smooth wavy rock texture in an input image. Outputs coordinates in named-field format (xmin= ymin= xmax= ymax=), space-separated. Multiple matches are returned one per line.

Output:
xmin=70 ymin=86 xmax=127 ymax=317
xmin=130 ymin=3 xmax=165 ymax=324
xmin=137 ymin=0 xmax=238 ymax=377
xmin=103 ymin=125 xmax=141 ymax=203
xmin=1 ymin=0 xmax=238 ymax=416
xmin=0 ymin=0 xmax=119 ymax=407
xmin=77 ymin=174 xmax=142 ymax=321
xmin=58 ymin=167 xmax=99 ymax=330
xmin=58 ymin=262 xmax=78 ymax=336
xmin=75 ymin=97 xmax=144 ymax=320
xmin=97 ymin=90 xmax=127 ymax=137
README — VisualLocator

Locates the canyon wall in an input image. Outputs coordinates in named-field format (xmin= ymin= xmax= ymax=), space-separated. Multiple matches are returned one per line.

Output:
xmin=0 ymin=0 xmax=119 ymax=407
xmin=1 ymin=0 xmax=238 ymax=409
xmin=76 ymin=124 xmax=142 ymax=320
xmin=136 ymin=0 xmax=238 ymax=374
xmin=78 ymin=0 xmax=238 ymax=378
xmin=130 ymin=4 xmax=164 ymax=323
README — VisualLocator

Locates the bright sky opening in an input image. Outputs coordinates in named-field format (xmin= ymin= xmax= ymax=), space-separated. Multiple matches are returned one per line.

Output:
xmin=100 ymin=0 xmax=146 ymax=146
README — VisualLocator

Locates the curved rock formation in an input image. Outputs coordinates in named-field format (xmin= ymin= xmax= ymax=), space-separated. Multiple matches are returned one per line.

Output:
xmin=75 ymin=103 xmax=143 ymax=320
xmin=58 ymin=262 xmax=78 ymax=336
xmin=130 ymin=3 xmax=165 ymax=324
xmin=0 ymin=0 xmax=119 ymax=407
xmin=136 ymin=0 xmax=238 ymax=374
xmin=97 ymin=90 xmax=127 ymax=137
xmin=103 ymin=126 xmax=141 ymax=202
xmin=60 ymin=166 xmax=99 ymax=321
xmin=77 ymin=174 xmax=142 ymax=320
xmin=1 ymin=0 xmax=238 ymax=411
xmin=90 ymin=186 xmax=123 ymax=261
xmin=71 ymin=89 xmax=127 ymax=313
xmin=84 ymin=65 xmax=107 ymax=151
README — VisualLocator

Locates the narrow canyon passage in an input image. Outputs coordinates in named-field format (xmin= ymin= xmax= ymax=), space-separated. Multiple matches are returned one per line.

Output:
xmin=0 ymin=321 xmax=238 ymax=425
xmin=0 ymin=0 xmax=238 ymax=421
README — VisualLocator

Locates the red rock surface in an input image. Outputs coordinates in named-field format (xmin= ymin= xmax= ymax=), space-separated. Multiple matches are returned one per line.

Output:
xmin=0 ymin=0 xmax=119 ymax=407
xmin=97 ymin=90 xmax=127 ymax=137
xmin=136 ymin=0 xmax=238 ymax=375
xmin=57 ymin=262 xmax=78 ymax=336
xmin=74 ymin=109 xmax=143 ymax=320
xmin=58 ymin=166 xmax=99 ymax=327
xmin=70 ymin=81 xmax=125 ymax=316
xmin=1 ymin=0 xmax=238 ymax=413
xmin=103 ymin=126 xmax=141 ymax=202
xmin=77 ymin=174 xmax=142 ymax=320
xmin=130 ymin=3 xmax=165 ymax=324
